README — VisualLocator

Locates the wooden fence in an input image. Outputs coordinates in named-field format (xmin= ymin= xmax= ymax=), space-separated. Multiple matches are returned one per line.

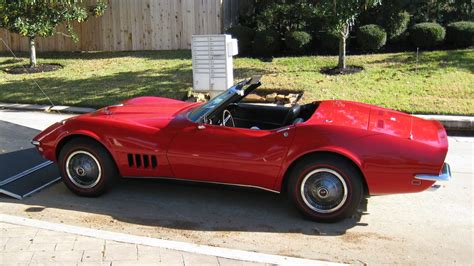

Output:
xmin=0 ymin=0 xmax=225 ymax=52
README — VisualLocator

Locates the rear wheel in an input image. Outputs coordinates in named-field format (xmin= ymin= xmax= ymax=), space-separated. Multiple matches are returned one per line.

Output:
xmin=58 ymin=138 xmax=117 ymax=197
xmin=287 ymin=155 xmax=363 ymax=222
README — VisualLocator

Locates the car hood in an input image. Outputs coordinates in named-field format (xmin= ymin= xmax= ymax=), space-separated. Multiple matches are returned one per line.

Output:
xmin=86 ymin=97 xmax=199 ymax=129
xmin=312 ymin=100 xmax=447 ymax=146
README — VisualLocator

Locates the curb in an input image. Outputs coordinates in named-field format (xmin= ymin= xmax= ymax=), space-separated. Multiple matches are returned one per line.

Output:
xmin=414 ymin=114 xmax=473 ymax=133
xmin=0 ymin=103 xmax=95 ymax=114
xmin=1 ymin=102 xmax=473 ymax=133
xmin=0 ymin=214 xmax=341 ymax=266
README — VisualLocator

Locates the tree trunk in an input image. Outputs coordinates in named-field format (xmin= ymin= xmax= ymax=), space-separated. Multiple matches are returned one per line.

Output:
xmin=337 ymin=24 xmax=349 ymax=70
xmin=29 ymin=37 xmax=37 ymax=68
xmin=338 ymin=34 xmax=346 ymax=69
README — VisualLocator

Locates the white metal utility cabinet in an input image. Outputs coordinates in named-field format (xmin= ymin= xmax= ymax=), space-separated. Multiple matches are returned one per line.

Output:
xmin=192 ymin=34 xmax=238 ymax=97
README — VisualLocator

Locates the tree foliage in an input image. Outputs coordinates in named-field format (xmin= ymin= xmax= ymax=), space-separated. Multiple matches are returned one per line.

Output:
xmin=360 ymin=0 xmax=473 ymax=26
xmin=0 ymin=0 xmax=107 ymax=67
xmin=316 ymin=0 xmax=382 ymax=69
xmin=239 ymin=0 xmax=472 ymax=51
xmin=407 ymin=0 xmax=473 ymax=24
xmin=254 ymin=1 xmax=316 ymax=33
xmin=317 ymin=0 xmax=382 ymax=34
xmin=0 ymin=0 xmax=106 ymax=41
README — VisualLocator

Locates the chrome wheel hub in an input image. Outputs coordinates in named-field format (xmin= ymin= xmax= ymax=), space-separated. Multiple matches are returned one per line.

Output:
xmin=76 ymin=167 xmax=86 ymax=176
xmin=316 ymin=187 xmax=329 ymax=198
xmin=301 ymin=168 xmax=348 ymax=213
xmin=65 ymin=151 xmax=102 ymax=189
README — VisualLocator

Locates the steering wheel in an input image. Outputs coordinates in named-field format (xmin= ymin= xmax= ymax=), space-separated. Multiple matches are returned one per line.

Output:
xmin=222 ymin=109 xmax=235 ymax=127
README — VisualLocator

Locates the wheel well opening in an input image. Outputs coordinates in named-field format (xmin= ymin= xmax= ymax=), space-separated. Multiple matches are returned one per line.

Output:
xmin=281 ymin=151 xmax=369 ymax=195
xmin=56 ymin=135 xmax=114 ymax=166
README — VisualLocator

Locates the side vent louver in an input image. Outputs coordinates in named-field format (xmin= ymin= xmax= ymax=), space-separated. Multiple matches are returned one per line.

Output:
xmin=127 ymin=154 xmax=157 ymax=169
xmin=135 ymin=154 xmax=142 ymax=168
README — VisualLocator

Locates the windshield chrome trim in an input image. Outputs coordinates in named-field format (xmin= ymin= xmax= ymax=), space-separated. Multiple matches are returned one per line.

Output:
xmin=188 ymin=82 xmax=246 ymax=123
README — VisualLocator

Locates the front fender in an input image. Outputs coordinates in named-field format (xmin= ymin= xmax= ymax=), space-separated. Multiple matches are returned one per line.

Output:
xmin=53 ymin=129 xmax=110 ymax=159
xmin=33 ymin=115 xmax=115 ymax=162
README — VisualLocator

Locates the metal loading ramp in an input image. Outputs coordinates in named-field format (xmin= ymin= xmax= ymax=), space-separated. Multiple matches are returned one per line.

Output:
xmin=0 ymin=120 xmax=61 ymax=199
xmin=0 ymin=160 xmax=60 ymax=199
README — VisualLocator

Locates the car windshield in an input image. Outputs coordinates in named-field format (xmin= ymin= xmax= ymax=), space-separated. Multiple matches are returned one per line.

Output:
xmin=188 ymin=83 xmax=244 ymax=122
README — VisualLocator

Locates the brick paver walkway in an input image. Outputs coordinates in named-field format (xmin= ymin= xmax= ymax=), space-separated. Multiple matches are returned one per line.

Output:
xmin=0 ymin=222 xmax=266 ymax=265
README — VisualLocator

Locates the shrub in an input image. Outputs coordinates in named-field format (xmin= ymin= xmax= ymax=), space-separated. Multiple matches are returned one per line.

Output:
xmin=226 ymin=25 xmax=255 ymax=55
xmin=386 ymin=31 xmax=411 ymax=51
xmin=357 ymin=24 xmax=387 ymax=51
xmin=384 ymin=11 xmax=410 ymax=41
xmin=446 ymin=21 xmax=474 ymax=48
xmin=285 ymin=31 xmax=312 ymax=54
xmin=409 ymin=23 xmax=446 ymax=49
xmin=319 ymin=30 xmax=340 ymax=54
xmin=252 ymin=30 xmax=281 ymax=57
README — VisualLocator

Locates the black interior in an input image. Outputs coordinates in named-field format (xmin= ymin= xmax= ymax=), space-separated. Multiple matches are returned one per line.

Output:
xmin=210 ymin=102 xmax=318 ymax=130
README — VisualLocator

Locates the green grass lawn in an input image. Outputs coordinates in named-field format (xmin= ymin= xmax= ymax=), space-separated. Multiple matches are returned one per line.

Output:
xmin=0 ymin=49 xmax=473 ymax=115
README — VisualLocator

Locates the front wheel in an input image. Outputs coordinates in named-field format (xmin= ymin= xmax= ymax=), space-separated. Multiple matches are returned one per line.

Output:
xmin=287 ymin=155 xmax=363 ymax=222
xmin=58 ymin=138 xmax=118 ymax=197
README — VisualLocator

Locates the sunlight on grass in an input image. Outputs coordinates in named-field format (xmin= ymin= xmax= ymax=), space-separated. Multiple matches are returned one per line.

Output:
xmin=0 ymin=49 xmax=472 ymax=115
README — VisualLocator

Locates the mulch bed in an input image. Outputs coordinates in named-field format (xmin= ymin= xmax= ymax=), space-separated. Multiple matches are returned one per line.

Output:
xmin=4 ymin=64 xmax=63 ymax=74
xmin=320 ymin=66 xmax=364 ymax=75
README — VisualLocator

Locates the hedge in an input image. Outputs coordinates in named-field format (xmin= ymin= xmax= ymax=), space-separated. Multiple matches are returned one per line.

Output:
xmin=226 ymin=25 xmax=255 ymax=55
xmin=446 ymin=21 xmax=474 ymax=48
xmin=319 ymin=31 xmax=340 ymax=54
xmin=384 ymin=11 xmax=410 ymax=40
xmin=357 ymin=24 xmax=387 ymax=51
xmin=252 ymin=30 xmax=281 ymax=57
xmin=410 ymin=22 xmax=446 ymax=49
xmin=285 ymin=31 xmax=312 ymax=54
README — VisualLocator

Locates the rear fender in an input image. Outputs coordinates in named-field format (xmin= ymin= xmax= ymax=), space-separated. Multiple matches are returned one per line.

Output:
xmin=274 ymin=146 xmax=363 ymax=192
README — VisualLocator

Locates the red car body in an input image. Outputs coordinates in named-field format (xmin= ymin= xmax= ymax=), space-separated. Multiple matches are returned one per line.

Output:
xmin=33 ymin=95 xmax=449 ymax=195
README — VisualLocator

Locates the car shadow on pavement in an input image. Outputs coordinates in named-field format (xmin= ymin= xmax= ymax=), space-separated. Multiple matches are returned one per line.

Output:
xmin=0 ymin=176 xmax=369 ymax=236
xmin=0 ymin=120 xmax=368 ymax=236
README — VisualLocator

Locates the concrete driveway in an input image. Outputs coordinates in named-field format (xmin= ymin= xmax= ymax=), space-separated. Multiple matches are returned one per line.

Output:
xmin=0 ymin=110 xmax=472 ymax=265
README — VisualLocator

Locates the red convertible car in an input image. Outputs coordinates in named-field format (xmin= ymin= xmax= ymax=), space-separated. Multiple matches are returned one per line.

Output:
xmin=32 ymin=77 xmax=451 ymax=222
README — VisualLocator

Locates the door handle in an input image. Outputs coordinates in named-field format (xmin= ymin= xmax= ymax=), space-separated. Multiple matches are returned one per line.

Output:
xmin=276 ymin=127 xmax=290 ymax=133
xmin=197 ymin=124 xmax=206 ymax=130
xmin=276 ymin=127 xmax=290 ymax=137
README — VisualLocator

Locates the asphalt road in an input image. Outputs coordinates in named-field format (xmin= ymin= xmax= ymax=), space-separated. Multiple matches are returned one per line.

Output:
xmin=0 ymin=110 xmax=472 ymax=265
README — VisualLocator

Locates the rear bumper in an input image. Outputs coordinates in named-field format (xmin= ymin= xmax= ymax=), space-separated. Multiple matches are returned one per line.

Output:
xmin=415 ymin=163 xmax=452 ymax=191
xmin=415 ymin=163 xmax=452 ymax=182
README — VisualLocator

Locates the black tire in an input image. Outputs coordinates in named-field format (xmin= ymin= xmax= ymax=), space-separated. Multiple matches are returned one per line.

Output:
xmin=287 ymin=155 xmax=363 ymax=222
xmin=58 ymin=137 xmax=118 ymax=197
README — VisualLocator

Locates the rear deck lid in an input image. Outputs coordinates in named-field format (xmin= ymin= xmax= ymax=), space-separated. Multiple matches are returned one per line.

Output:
xmin=368 ymin=108 xmax=413 ymax=139
xmin=311 ymin=100 xmax=371 ymax=130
